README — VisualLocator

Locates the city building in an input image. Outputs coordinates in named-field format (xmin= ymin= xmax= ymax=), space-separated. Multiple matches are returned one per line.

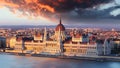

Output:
xmin=9 ymin=19 xmax=112 ymax=57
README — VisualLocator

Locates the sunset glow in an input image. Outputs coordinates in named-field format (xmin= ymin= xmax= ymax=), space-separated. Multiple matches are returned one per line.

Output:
xmin=0 ymin=7 xmax=53 ymax=25
xmin=0 ymin=1 xmax=120 ymax=68
xmin=0 ymin=0 xmax=120 ymax=25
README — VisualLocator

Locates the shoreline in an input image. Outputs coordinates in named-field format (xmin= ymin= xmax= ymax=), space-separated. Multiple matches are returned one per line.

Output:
xmin=0 ymin=52 xmax=120 ymax=62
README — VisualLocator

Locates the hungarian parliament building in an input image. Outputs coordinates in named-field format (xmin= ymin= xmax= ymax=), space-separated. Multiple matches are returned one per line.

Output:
xmin=9 ymin=19 xmax=111 ymax=57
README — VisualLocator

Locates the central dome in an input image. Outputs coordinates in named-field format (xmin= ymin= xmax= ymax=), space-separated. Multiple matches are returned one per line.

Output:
xmin=55 ymin=18 xmax=65 ymax=31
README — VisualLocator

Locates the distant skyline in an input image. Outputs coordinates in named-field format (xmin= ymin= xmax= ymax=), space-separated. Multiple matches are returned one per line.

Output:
xmin=0 ymin=0 xmax=120 ymax=25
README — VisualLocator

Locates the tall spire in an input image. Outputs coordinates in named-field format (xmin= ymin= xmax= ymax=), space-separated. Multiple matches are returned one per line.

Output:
xmin=44 ymin=27 xmax=47 ymax=41
xmin=60 ymin=17 xmax=62 ymax=24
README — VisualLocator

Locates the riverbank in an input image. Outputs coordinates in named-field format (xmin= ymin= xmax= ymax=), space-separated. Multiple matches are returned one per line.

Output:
xmin=0 ymin=52 xmax=120 ymax=62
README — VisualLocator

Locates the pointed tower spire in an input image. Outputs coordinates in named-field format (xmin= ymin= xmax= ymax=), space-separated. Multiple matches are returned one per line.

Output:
xmin=60 ymin=17 xmax=62 ymax=24
xmin=44 ymin=27 xmax=47 ymax=41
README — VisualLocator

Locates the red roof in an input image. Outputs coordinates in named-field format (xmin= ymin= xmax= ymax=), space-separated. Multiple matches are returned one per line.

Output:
xmin=35 ymin=32 xmax=42 ymax=37
xmin=74 ymin=33 xmax=82 ymax=38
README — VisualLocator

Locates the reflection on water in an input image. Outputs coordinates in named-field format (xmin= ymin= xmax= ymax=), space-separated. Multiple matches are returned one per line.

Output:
xmin=0 ymin=55 xmax=120 ymax=68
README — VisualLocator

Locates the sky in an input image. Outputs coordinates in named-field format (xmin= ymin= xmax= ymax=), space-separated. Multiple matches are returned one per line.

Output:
xmin=0 ymin=7 xmax=53 ymax=25
xmin=0 ymin=0 xmax=120 ymax=25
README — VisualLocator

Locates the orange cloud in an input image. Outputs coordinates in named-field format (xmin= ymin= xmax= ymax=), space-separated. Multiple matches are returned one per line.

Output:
xmin=0 ymin=6 xmax=3 ymax=8
xmin=25 ymin=0 xmax=38 ymax=4
xmin=0 ymin=0 xmax=112 ymax=24
xmin=0 ymin=0 xmax=55 ymax=15
xmin=0 ymin=0 xmax=19 ymax=8
xmin=0 ymin=0 xmax=55 ymax=21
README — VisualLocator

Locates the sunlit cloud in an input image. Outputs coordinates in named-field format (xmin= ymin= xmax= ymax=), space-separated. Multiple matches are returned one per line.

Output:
xmin=0 ymin=6 xmax=4 ymax=8
xmin=0 ymin=0 xmax=120 ymax=25
xmin=0 ymin=0 xmax=19 ymax=8
xmin=0 ymin=7 xmax=53 ymax=25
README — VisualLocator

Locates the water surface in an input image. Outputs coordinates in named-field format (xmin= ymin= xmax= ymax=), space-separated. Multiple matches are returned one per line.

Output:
xmin=0 ymin=55 xmax=120 ymax=68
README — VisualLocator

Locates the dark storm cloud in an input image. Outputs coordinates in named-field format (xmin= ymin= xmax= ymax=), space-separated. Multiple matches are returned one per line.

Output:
xmin=1 ymin=0 xmax=118 ymax=24
xmin=39 ymin=0 xmax=113 ymax=12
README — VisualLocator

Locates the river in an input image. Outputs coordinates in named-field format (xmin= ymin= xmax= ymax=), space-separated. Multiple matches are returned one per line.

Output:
xmin=0 ymin=55 xmax=120 ymax=68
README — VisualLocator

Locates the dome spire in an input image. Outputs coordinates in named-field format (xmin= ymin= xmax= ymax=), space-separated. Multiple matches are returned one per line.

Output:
xmin=55 ymin=17 xmax=65 ymax=31
xmin=60 ymin=17 xmax=62 ymax=24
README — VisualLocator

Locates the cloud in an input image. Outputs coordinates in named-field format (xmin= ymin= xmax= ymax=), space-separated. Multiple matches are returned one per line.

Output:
xmin=0 ymin=6 xmax=3 ymax=8
xmin=110 ymin=8 xmax=120 ymax=16
xmin=0 ymin=0 xmax=19 ymax=8
xmin=1 ymin=0 xmax=119 ymax=24
xmin=97 ymin=2 xmax=117 ymax=10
